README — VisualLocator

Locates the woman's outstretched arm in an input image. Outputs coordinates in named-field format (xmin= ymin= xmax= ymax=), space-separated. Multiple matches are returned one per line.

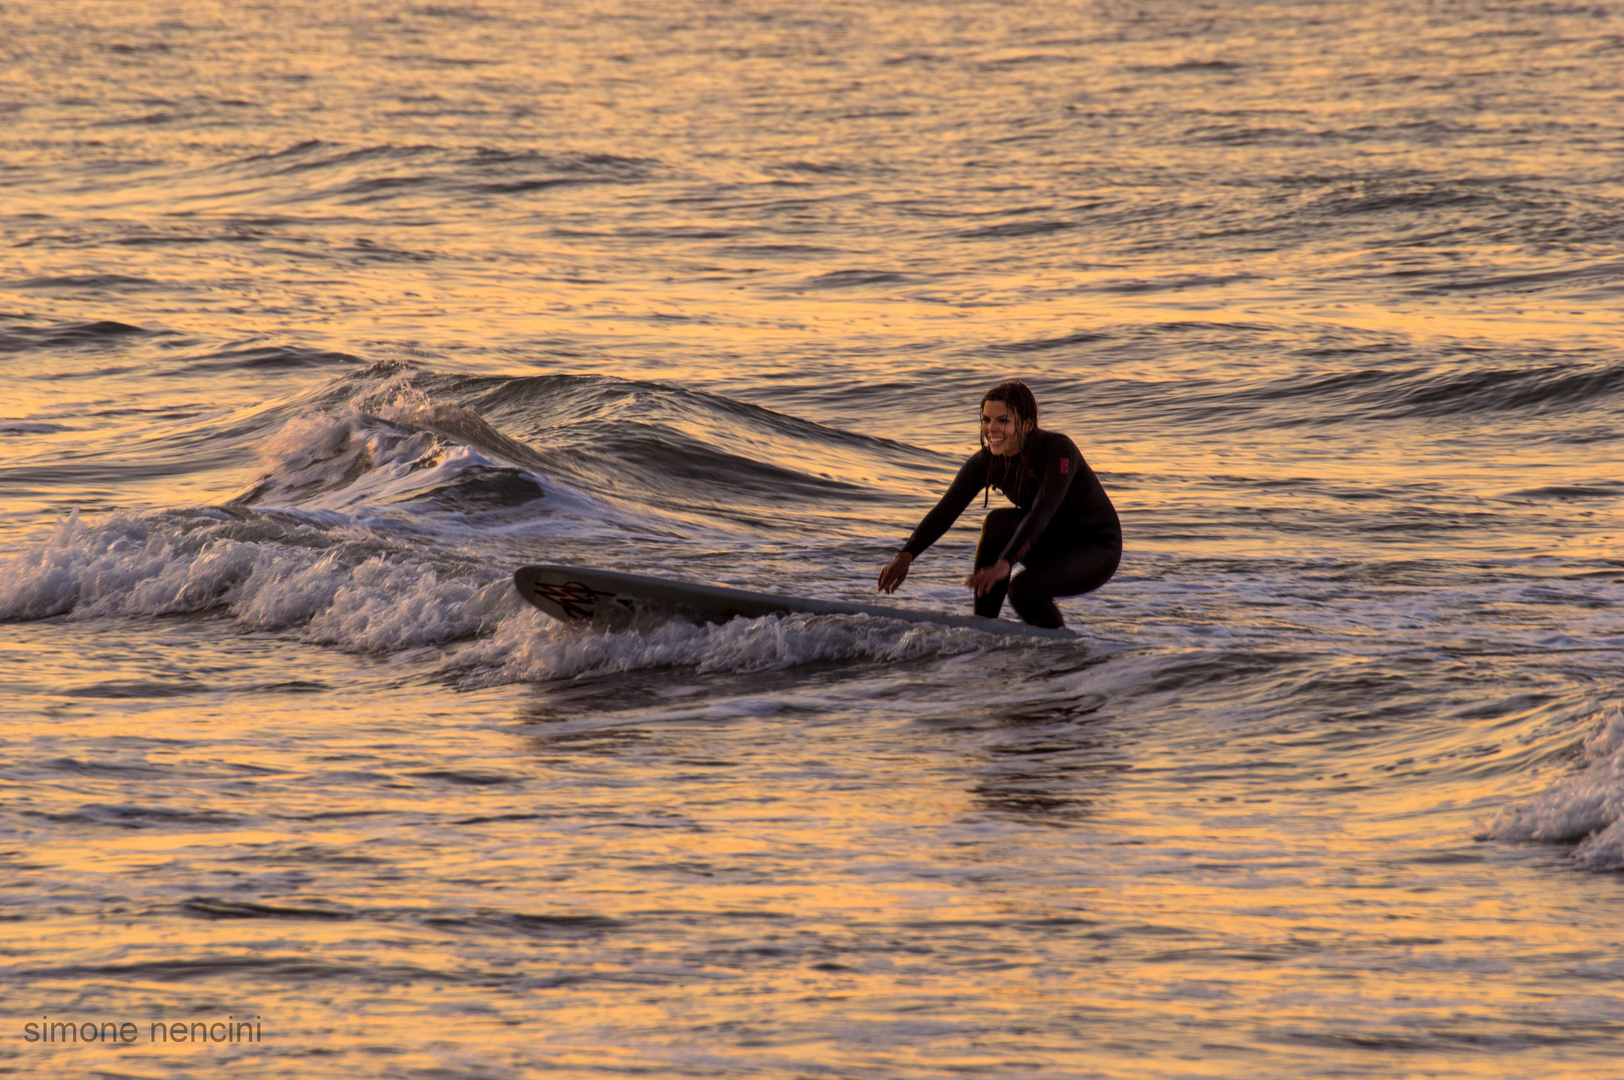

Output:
xmin=877 ymin=451 xmax=989 ymax=592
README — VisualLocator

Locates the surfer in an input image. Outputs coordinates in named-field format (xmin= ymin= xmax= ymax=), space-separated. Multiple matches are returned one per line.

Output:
xmin=876 ymin=381 xmax=1120 ymax=629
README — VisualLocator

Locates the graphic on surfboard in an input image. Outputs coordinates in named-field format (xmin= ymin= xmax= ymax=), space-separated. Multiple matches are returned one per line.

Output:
xmin=514 ymin=565 xmax=1076 ymax=640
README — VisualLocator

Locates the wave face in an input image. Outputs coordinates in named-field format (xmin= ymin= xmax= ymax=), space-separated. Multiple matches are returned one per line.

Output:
xmin=4 ymin=1 xmax=1624 ymax=1077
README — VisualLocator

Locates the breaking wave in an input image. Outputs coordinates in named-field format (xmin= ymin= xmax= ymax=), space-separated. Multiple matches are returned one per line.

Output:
xmin=1489 ymin=704 xmax=1624 ymax=871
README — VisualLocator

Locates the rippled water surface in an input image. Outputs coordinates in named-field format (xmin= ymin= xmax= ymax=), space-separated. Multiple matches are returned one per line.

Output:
xmin=4 ymin=1 xmax=1624 ymax=1076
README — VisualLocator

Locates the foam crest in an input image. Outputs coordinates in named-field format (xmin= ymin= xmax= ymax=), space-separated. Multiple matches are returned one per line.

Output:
xmin=230 ymin=398 xmax=584 ymax=543
xmin=0 ymin=509 xmax=516 ymax=653
xmin=1488 ymin=704 xmax=1624 ymax=870
xmin=246 ymin=408 xmax=451 ymax=511
xmin=451 ymin=604 xmax=992 ymax=685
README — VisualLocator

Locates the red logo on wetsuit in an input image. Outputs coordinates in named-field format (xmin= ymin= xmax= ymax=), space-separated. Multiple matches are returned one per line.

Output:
xmin=1059 ymin=459 xmax=1069 ymax=474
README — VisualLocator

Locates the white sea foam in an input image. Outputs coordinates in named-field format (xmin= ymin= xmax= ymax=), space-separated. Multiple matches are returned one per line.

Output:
xmin=0 ymin=505 xmax=1005 ymax=674
xmin=1488 ymin=704 xmax=1624 ymax=870
xmin=449 ymin=604 xmax=995 ymax=685
xmin=249 ymin=407 xmax=492 ymax=515
xmin=0 ymin=509 xmax=515 ymax=652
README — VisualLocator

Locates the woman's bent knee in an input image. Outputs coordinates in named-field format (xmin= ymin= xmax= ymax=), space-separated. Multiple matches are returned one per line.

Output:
xmin=1007 ymin=573 xmax=1064 ymax=628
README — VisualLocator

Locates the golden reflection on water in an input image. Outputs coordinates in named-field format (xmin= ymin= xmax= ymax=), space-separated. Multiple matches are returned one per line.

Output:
xmin=11 ymin=677 xmax=1611 ymax=1076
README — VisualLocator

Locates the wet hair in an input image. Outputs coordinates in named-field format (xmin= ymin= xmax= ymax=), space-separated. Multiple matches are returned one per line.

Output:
xmin=980 ymin=380 xmax=1039 ymax=439
xmin=978 ymin=380 xmax=1040 ymax=507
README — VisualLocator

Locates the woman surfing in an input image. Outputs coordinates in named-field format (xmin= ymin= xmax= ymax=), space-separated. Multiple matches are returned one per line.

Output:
xmin=877 ymin=381 xmax=1120 ymax=629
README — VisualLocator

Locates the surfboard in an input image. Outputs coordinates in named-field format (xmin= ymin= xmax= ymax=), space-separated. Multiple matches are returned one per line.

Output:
xmin=513 ymin=564 xmax=1076 ymax=641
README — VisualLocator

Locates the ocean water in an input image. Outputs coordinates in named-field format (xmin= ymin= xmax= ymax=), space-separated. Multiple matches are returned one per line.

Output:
xmin=4 ymin=1 xmax=1624 ymax=1076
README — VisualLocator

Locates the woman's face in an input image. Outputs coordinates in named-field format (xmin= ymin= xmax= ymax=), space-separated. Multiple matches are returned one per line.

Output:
xmin=981 ymin=399 xmax=1031 ymax=456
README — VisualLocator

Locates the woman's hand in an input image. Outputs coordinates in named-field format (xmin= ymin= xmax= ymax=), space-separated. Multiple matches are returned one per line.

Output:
xmin=966 ymin=559 xmax=1011 ymax=597
xmin=877 ymin=551 xmax=913 ymax=594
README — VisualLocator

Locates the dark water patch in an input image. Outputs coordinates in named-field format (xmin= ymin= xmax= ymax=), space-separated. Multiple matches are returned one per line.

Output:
xmin=1289 ymin=176 xmax=1624 ymax=256
xmin=239 ymin=845 xmax=391 ymax=867
xmin=230 ymin=142 xmax=657 ymax=206
xmin=802 ymin=269 xmax=911 ymax=289
xmin=60 ymin=679 xmax=205 ymax=699
xmin=1299 ymin=341 xmax=1407 ymax=360
xmin=992 ymin=695 xmax=1110 ymax=727
xmin=1175 ymin=352 xmax=1624 ymax=428
xmin=993 ymin=329 xmax=1109 ymax=353
xmin=0 ymin=421 xmax=71 ymax=434
xmin=492 ymin=149 xmax=654 ymax=180
xmin=113 ymin=231 xmax=215 ymax=247
xmin=1147 ymin=947 xmax=1302 ymax=965
xmin=1094 ymin=272 xmax=1260 ymax=294
xmin=413 ymin=5 xmax=507 ymax=22
xmin=245 ymin=680 xmax=332 ymax=693
xmin=91 ymin=110 xmax=192 ymax=127
xmin=256 ymin=142 xmax=438 ymax=178
xmin=424 ymin=912 xmax=622 ymax=938
xmin=407 ymin=769 xmax=521 ymax=786
xmin=1282 ymin=1027 xmax=1612 ymax=1052
xmin=1407 ymin=260 xmax=1624 ymax=297
xmin=1405 ymin=850 xmax=1488 ymax=866
xmin=451 ymin=813 xmax=544 ymax=824
xmin=176 ymin=344 xmax=364 ymax=373
xmin=222 ymin=760 xmax=286 ymax=776
xmin=43 ymin=758 xmax=170 ymax=779
xmin=611 ymin=225 xmax=736 ymax=241
xmin=1131 ymin=59 xmax=1247 ymax=74
xmin=472 ymin=147 xmax=653 ymax=175
xmin=5 ymin=274 xmax=165 ymax=292
xmin=1360 ymin=506 xmax=1500 ymax=535
xmin=1317 ymin=181 xmax=1494 ymax=217
xmin=778 ymin=159 xmax=849 ymax=175
xmin=1145 ymin=319 xmax=1279 ymax=336
xmin=579 ymin=425 xmax=876 ymax=510
xmin=978 ymin=51 xmax=1081 ymax=70
xmin=715 ymin=242 xmax=839 ymax=257
xmin=29 ymin=804 xmax=240 ymax=827
xmin=182 ymin=898 xmax=355 ymax=920
xmin=1186 ymin=123 xmax=1302 ymax=146
xmin=1081 ymin=922 xmax=1201 ymax=942
xmin=1506 ymin=484 xmax=1624 ymax=500
xmin=274 ymin=810 xmax=392 ymax=821
xmin=102 ymin=41 xmax=174 ymax=55
xmin=27 ymin=955 xmax=465 ymax=984
xmin=959 ymin=219 xmax=1074 ymax=239
xmin=972 ymin=780 xmax=1096 ymax=819
xmin=348 ymin=237 xmax=437 ymax=263
xmin=1233 ymin=366 xmax=1401 ymax=404
xmin=525 ymin=727 xmax=655 ymax=755
xmin=333 ymin=174 xmax=435 ymax=202
xmin=236 ymin=138 xmax=330 ymax=167
xmin=473 ymin=177 xmax=587 ymax=194
xmin=0 ymin=319 xmax=153 ymax=353
xmin=1131 ymin=651 xmax=1310 ymax=696
xmin=415 ymin=466 xmax=546 ymax=510
xmin=1359 ymin=359 xmax=1624 ymax=419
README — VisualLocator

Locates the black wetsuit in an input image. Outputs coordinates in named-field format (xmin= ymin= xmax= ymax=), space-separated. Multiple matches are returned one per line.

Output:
xmin=900 ymin=429 xmax=1120 ymax=628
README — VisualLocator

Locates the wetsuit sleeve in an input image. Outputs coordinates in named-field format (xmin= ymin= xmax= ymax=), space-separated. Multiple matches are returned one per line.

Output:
xmin=998 ymin=437 xmax=1081 ymax=563
xmin=901 ymin=452 xmax=989 ymax=557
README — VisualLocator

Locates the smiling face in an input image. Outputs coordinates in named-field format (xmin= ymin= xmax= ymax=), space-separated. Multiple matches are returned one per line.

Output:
xmin=981 ymin=399 xmax=1033 ymax=456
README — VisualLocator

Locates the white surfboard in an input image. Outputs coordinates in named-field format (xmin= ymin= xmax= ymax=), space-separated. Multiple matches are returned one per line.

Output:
xmin=514 ymin=564 xmax=1076 ymax=641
